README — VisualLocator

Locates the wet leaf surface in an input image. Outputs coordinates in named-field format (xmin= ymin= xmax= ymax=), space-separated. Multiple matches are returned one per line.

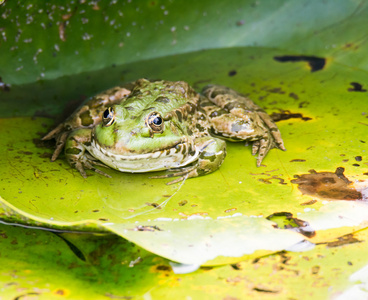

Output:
xmin=2 ymin=223 xmax=368 ymax=299
xmin=2 ymin=45 xmax=368 ymax=265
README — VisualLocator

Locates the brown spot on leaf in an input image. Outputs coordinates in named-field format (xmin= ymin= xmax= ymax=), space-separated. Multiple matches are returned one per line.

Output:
xmin=291 ymin=168 xmax=362 ymax=200
xmin=266 ymin=87 xmax=286 ymax=94
xmin=322 ymin=233 xmax=362 ymax=248
xmin=54 ymin=289 xmax=66 ymax=295
xmin=17 ymin=150 xmax=33 ymax=155
xmin=270 ymin=110 xmax=312 ymax=122
xmin=300 ymin=199 xmax=317 ymax=206
xmin=258 ymin=176 xmax=287 ymax=185
xmin=155 ymin=265 xmax=171 ymax=271
xmin=231 ymin=263 xmax=242 ymax=270
xmin=145 ymin=202 xmax=161 ymax=209
xmin=274 ymin=55 xmax=326 ymax=72
xmin=348 ymin=82 xmax=367 ymax=92
xmin=178 ymin=200 xmax=188 ymax=206
xmin=39 ymin=152 xmax=52 ymax=159
xmin=298 ymin=101 xmax=309 ymax=108
xmin=253 ymin=287 xmax=279 ymax=293
xmin=289 ymin=92 xmax=299 ymax=100
xmin=311 ymin=265 xmax=320 ymax=275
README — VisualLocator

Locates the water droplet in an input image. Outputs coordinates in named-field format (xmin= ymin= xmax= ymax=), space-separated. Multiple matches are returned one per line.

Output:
xmin=82 ymin=32 xmax=93 ymax=40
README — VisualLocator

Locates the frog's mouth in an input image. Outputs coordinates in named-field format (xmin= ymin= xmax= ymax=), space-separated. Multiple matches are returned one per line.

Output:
xmin=87 ymin=140 xmax=199 ymax=173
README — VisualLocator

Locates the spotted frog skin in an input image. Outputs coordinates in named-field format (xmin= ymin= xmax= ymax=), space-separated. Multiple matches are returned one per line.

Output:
xmin=43 ymin=79 xmax=285 ymax=184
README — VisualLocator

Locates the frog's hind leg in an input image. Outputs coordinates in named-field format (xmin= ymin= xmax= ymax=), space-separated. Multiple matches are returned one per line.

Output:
xmin=202 ymin=84 xmax=285 ymax=149
xmin=201 ymin=84 xmax=285 ymax=165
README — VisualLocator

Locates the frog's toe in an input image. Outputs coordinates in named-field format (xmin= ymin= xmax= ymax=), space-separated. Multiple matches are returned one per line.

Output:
xmin=84 ymin=159 xmax=111 ymax=178
xmin=277 ymin=140 xmax=287 ymax=151
xmin=42 ymin=123 xmax=65 ymax=141
xmin=91 ymin=167 xmax=112 ymax=178
xmin=251 ymin=140 xmax=260 ymax=156
xmin=253 ymin=138 xmax=272 ymax=167
xmin=75 ymin=161 xmax=88 ymax=178
xmin=51 ymin=131 xmax=69 ymax=161
xmin=73 ymin=158 xmax=111 ymax=178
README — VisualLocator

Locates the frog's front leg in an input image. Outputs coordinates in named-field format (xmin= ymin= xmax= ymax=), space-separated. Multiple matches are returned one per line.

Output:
xmin=43 ymin=86 xmax=131 ymax=161
xmin=64 ymin=128 xmax=111 ymax=178
xmin=153 ymin=137 xmax=226 ymax=185
xmin=201 ymin=85 xmax=285 ymax=166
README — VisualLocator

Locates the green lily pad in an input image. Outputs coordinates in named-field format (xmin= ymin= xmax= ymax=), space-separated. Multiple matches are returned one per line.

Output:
xmin=3 ymin=220 xmax=368 ymax=299
xmin=1 ymin=0 xmax=368 ymax=266
xmin=0 ymin=223 xmax=172 ymax=299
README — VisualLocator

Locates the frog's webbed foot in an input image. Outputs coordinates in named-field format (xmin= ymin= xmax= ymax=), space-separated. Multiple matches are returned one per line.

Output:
xmin=42 ymin=123 xmax=70 ymax=161
xmin=251 ymin=135 xmax=273 ymax=167
xmin=71 ymin=153 xmax=112 ymax=179
xmin=256 ymin=111 xmax=286 ymax=152
xmin=59 ymin=128 xmax=111 ymax=178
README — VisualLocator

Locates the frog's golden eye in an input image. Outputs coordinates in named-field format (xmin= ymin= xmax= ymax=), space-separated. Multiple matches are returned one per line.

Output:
xmin=102 ymin=107 xmax=115 ymax=127
xmin=146 ymin=112 xmax=164 ymax=133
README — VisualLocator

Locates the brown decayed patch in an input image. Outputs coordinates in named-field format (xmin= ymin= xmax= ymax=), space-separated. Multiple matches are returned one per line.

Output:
xmin=178 ymin=200 xmax=188 ymax=206
xmin=270 ymin=110 xmax=312 ymax=122
xmin=291 ymin=168 xmax=362 ymax=200
xmin=155 ymin=265 xmax=171 ymax=271
xmin=300 ymin=199 xmax=317 ymax=206
xmin=257 ymin=176 xmax=287 ymax=185
xmin=145 ymin=202 xmax=161 ymax=209
xmin=320 ymin=233 xmax=362 ymax=248
xmin=273 ymin=55 xmax=326 ymax=72
xmin=348 ymin=82 xmax=367 ymax=92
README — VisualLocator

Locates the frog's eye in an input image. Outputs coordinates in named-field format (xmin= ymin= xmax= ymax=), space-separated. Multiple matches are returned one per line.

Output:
xmin=102 ymin=107 xmax=115 ymax=127
xmin=146 ymin=112 xmax=164 ymax=133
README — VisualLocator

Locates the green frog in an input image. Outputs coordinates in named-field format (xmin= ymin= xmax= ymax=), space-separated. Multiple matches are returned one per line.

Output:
xmin=43 ymin=79 xmax=285 ymax=184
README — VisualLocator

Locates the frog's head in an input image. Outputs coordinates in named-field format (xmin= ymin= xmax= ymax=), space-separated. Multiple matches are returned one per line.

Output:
xmin=90 ymin=79 xmax=200 ymax=172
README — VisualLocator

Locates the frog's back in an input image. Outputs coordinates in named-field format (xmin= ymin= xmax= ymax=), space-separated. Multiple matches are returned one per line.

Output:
xmin=122 ymin=79 xmax=199 ymax=118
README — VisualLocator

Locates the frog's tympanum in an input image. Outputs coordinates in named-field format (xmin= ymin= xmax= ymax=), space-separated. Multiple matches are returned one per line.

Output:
xmin=43 ymin=79 xmax=285 ymax=184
